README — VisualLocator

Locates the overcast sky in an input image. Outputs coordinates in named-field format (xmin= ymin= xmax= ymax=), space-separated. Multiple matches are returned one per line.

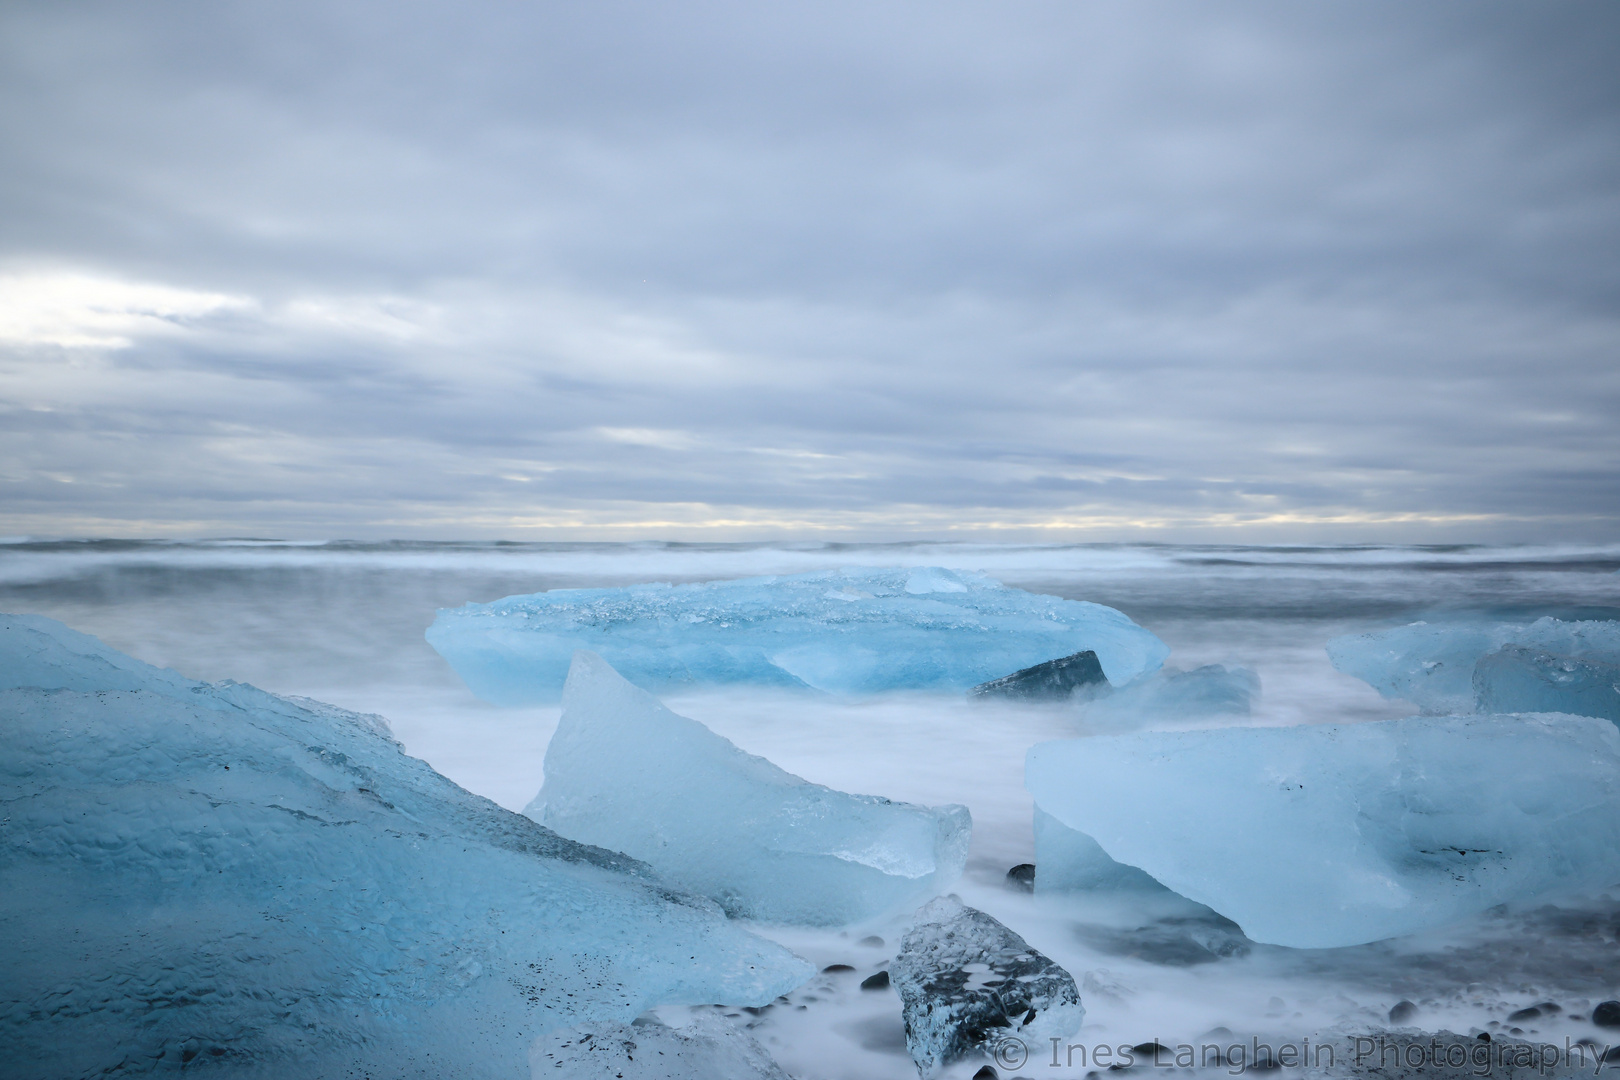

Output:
xmin=1 ymin=1 xmax=1616 ymax=542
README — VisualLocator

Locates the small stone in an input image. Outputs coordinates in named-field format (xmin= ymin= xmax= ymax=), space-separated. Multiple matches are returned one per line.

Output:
xmin=1005 ymin=864 xmax=1036 ymax=892
xmin=1507 ymin=1007 xmax=1541 ymax=1023
xmin=1594 ymin=1001 xmax=1620 ymax=1028
xmin=822 ymin=964 xmax=855 ymax=973
xmin=973 ymin=1068 xmax=999 ymax=1080
xmin=860 ymin=970 xmax=890 ymax=991
xmin=858 ymin=935 xmax=885 ymax=948
xmin=1388 ymin=1000 xmax=1419 ymax=1024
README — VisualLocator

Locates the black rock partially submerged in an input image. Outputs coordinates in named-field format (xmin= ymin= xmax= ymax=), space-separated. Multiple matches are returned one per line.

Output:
xmin=968 ymin=650 xmax=1109 ymax=701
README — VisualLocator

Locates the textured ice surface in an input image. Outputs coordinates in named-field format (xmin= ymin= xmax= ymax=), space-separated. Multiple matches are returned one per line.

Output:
xmin=1474 ymin=645 xmax=1620 ymax=724
xmin=1326 ymin=618 xmax=1620 ymax=714
xmin=532 ymin=1015 xmax=790 ymax=1080
xmin=1079 ymin=663 xmax=1258 ymax=728
xmin=530 ymin=651 xmax=970 ymax=926
xmin=891 ymin=896 xmax=1084 ymax=1079
xmin=0 ymin=614 xmax=811 ymax=1079
xmin=427 ymin=566 xmax=1169 ymax=703
xmin=1026 ymin=713 xmax=1620 ymax=948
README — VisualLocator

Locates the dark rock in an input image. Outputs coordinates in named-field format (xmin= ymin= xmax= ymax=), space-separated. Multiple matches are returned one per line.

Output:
xmin=969 ymin=651 xmax=1110 ymax=702
xmin=1594 ymin=1000 xmax=1620 ymax=1028
xmin=892 ymin=896 xmax=1084 ymax=1079
xmin=973 ymin=1068 xmax=999 ymax=1080
xmin=1507 ymin=1007 xmax=1541 ymax=1023
xmin=1388 ymin=1000 xmax=1419 ymax=1024
xmin=1072 ymin=913 xmax=1251 ymax=966
xmin=858 ymin=935 xmax=885 ymax=947
xmin=1132 ymin=1042 xmax=1171 ymax=1063
xmin=822 ymin=964 xmax=855 ymax=973
xmin=1006 ymin=863 xmax=1036 ymax=892
xmin=860 ymin=970 xmax=890 ymax=991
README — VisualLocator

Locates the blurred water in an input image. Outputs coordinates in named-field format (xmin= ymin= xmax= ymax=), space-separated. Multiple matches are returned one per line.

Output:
xmin=6 ymin=538 xmax=1620 ymax=1077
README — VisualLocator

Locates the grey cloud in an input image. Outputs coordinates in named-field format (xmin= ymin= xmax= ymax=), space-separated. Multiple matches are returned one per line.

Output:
xmin=0 ymin=1 xmax=1616 ymax=539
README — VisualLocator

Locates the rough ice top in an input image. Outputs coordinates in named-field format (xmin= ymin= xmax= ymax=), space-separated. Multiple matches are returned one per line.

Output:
xmin=1326 ymin=617 xmax=1620 ymax=714
xmin=0 ymin=614 xmax=811 ymax=1079
xmin=1026 ymin=713 xmax=1620 ymax=948
xmin=530 ymin=650 xmax=971 ymax=926
xmin=427 ymin=566 xmax=1169 ymax=704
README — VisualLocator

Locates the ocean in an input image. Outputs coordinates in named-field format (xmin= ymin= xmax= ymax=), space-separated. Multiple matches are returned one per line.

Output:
xmin=6 ymin=538 xmax=1620 ymax=1077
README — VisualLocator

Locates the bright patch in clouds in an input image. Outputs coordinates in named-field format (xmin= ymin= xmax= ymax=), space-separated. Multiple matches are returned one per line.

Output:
xmin=0 ymin=272 xmax=249 ymax=349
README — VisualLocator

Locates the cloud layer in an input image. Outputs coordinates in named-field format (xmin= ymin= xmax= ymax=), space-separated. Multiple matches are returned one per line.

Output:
xmin=2 ymin=1 xmax=1617 ymax=540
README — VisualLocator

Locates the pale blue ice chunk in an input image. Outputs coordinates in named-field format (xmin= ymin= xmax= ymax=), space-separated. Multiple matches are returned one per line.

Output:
xmin=0 ymin=614 xmax=811 ymax=1079
xmin=1475 ymin=645 xmax=1620 ymax=724
xmin=427 ymin=566 xmax=1169 ymax=703
xmin=1026 ymin=713 xmax=1620 ymax=948
xmin=1032 ymin=805 xmax=1168 ymax=894
xmin=1080 ymin=663 xmax=1258 ymax=729
xmin=0 ymin=610 xmax=199 ymax=697
xmin=1326 ymin=617 xmax=1620 ymax=714
xmin=530 ymin=651 xmax=971 ymax=926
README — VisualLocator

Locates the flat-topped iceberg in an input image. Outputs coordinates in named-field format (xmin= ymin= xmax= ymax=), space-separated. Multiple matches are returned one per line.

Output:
xmin=1326 ymin=617 xmax=1620 ymax=714
xmin=427 ymin=566 xmax=1168 ymax=703
xmin=530 ymin=651 xmax=971 ymax=925
xmin=0 ymin=614 xmax=811 ymax=1079
xmin=1026 ymin=713 xmax=1620 ymax=948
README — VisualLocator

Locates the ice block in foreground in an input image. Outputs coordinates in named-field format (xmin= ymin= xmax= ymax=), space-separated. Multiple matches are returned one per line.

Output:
xmin=0 ymin=614 xmax=811 ymax=1079
xmin=1026 ymin=713 xmax=1620 ymax=948
xmin=530 ymin=650 xmax=971 ymax=925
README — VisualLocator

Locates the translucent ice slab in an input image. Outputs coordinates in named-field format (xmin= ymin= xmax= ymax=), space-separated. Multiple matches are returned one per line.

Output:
xmin=427 ymin=566 xmax=1169 ymax=703
xmin=530 ymin=651 xmax=971 ymax=925
xmin=1474 ymin=645 xmax=1620 ymax=725
xmin=1027 ymin=713 xmax=1620 ymax=948
xmin=1326 ymin=617 xmax=1620 ymax=714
